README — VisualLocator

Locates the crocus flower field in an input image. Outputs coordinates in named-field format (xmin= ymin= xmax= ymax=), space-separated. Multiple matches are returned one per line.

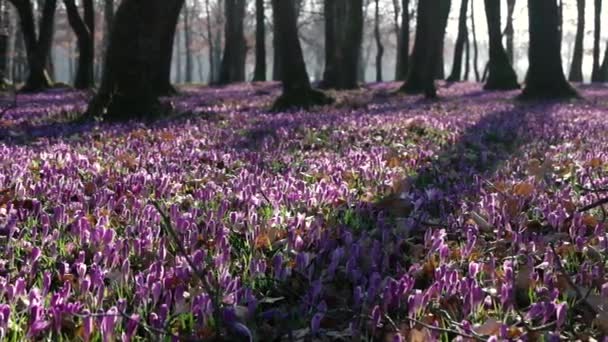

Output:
xmin=1 ymin=82 xmax=608 ymax=341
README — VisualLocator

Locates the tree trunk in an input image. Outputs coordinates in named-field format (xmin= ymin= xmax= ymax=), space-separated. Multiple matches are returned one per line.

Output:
xmin=86 ymin=0 xmax=184 ymax=121
xmin=183 ymin=4 xmax=192 ymax=83
xmin=271 ymin=0 xmax=331 ymax=110
xmin=400 ymin=0 xmax=446 ymax=98
xmin=321 ymin=0 xmax=363 ymax=89
xmin=253 ymin=0 xmax=266 ymax=81
xmin=483 ymin=0 xmax=518 ymax=90
xmin=8 ymin=0 xmax=57 ymax=92
xmin=591 ymin=0 xmax=602 ymax=82
xmin=104 ymin=0 xmax=113 ymax=46
xmin=569 ymin=0 xmax=585 ymax=82
xmin=447 ymin=0 xmax=468 ymax=82
xmin=0 ymin=2 xmax=8 ymax=84
xmin=175 ymin=18 xmax=182 ymax=84
xmin=470 ymin=0 xmax=480 ymax=82
xmin=374 ymin=0 xmax=383 ymax=82
xmin=434 ymin=0 xmax=451 ymax=80
xmin=219 ymin=0 xmax=246 ymax=84
xmin=599 ymin=39 xmax=608 ymax=81
xmin=155 ymin=0 xmax=184 ymax=95
xmin=63 ymin=0 xmax=94 ymax=89
xmin=204 ymin=0 xmax=215 ymax=83
xmin=505 ymin=0 xmax=515 ymax=64
xmin=521 ymin=0 xmax=577 ymax=99
xmin=464 ymin=34 xmax=470 ymax=80
xmin=395 ymin=0 xmax=409 ymax=81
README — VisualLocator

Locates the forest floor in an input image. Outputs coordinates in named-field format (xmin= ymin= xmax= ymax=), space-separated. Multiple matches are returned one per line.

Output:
xmin=0 ymin=82 xmax=608 ymax=341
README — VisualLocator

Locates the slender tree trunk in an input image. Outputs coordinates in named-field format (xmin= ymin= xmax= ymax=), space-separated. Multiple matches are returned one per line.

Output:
xmin=219 ymin=0 xmax=246 ymax=84
xmin=435 ymin=0 xmax=451 ymax=80
xmin=400 ymin=0 xmax=446 ymax=98
xmin=464 ymin=34 xmax=470 ymax=80
xmin=175 ymin=23 xmax=182 ymax=84
xmin=374 ymin=0 xmax=383 ymax=82
xmin=470 ymin=0 xmax=480 ymax=82
xmin=86 ymin=0 xmax=184 ymax=121
xmin=253 ymin=0 xmax=266 ymax=81
xmin=521 ymin=0 xmax=577 ymax=99
xmin=204 ymin=0 xmax=215 ymax=83
xmin=104 ymin=0 xmax=113 ymax=46
xmin=569 ymin=0 xmax=585 ymax=82
xmin=321 ymin=0 xmax=363 ymax=89
xmin=599 ymin=39 xmax=608 ymax=81
xmin=483 ymin=0 xmax=518 ymax=90
xmin=184 ymin=4 xmax=192 ymax=83
xmin=271 ymin=0 xmax=331 ymax=110
xmin=8 ymin=0 xmax=57 ymax=92
xmin=64 ymin=0 xmax=94 ymax=89
xmin=395 ymin=0 xmax=409 ymax=81
xmin=0 ymin=1 xmax=8 ymax=84
xmin=505 ymin=0 xmax=515 ymax=64
xmin=447 ymin=0 xmax=468 ymax=82
xmin=591 ymin=0 xmax=602 ymax=82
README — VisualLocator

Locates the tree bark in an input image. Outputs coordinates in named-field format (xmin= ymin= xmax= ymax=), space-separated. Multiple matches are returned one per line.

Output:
xmin=447 ymin=0 xmax=468 ymax=82
xmin=219 ymin=0 xmax=246 ymax=84
xmin=591 ymin=0 xmax=602 ymax=82
xmin=374 ymin=0 xmax=383 ymax=82
xmin=0 ymin=1 xmax=8 ymax=84
xmin=569 ymin=0 xmax=585 ymax=82
xmin=505 ymin=0 xmax=515 ymax=64
xmin=434 ymin=0 xmax=451 ymax=80
xmin=64 ymin=0 xmax=94 ymax=89
xmin=204 ymin=0 xmax=215 ymax=83
xmin=183 ymin=3 xmax=192 ymax=83
xmin=86 ymin=0 xmax=184 ymax=121
xmin=483 ymin=0 xmax=518 ymax=90
xmin=8 ymin=0 xmax=57 ymax=92
xmin=400 ymin=0 xmax=447 ymax=98
xmin=395 ymin=0 xmax=409 ymax=81
xmin=271 ymin=0 xmax=331 ymax=110
xmin=470 ymin=0 xmax=480 ymax=82
xmin=464 ymin=34 xmax=470 ymax=80
xmin=155 ymin=0 xmax=184 ymax=95
xmin=321 ymin=0 xmax=363 ymax=89
xmin=252 ymin=0 xmax=266 ymax=81
xmin=521 ymin=0 xmax=577 ymax=99
xmin=599 ymin=39 xmax=608 ymax=81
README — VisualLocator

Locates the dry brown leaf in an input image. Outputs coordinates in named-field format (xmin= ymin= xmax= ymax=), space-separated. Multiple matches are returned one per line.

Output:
xmin=582 ymin=214 xmax=599 ymax=227
xmin=408 ymin=328 xmax=432 ymax=342
xmin=594 ymin=312 xmax=608 ymax=335
xmin=513 ymin=182 xmax=535 ymax=197
xmin=474 ymin=318 xmax=501 ymax=336
xmin=586 ymin=158 xmax=603 ymax=169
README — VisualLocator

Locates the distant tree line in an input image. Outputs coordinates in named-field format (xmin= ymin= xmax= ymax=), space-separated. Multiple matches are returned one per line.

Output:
xmin=0 ymin=0 xmax=607 ymax=120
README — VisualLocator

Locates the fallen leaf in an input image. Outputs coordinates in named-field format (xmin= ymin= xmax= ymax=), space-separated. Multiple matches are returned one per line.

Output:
xmin=408 ymin=328 xmax=432 ymax=342
xmin=513 ymin=182 xmax=535 ymax=197
xmin=474 ymin=318 xmax=501 ymax=336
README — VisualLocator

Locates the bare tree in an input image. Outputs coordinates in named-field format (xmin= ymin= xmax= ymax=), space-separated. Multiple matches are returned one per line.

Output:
xmin=219 ymin=0 xmax=246 ymax=84
xmin=64 ymin=0 xmax=94 ymax=89
xmin=86 ymin=0 xmax=185 ymax=120
xmin=271 ymin=0 xmax=331 ymax=110
xmin=569 ymin=0 xmax=585 ymax=82
xmin=8 ymin=0 xmax=57 ymax=92
xmin=591 ymin=0 xmax=602 ymax=82
xmin=253 ymin=0 xmax=266 ymax=81
xmin=394 ymin=0 xmax=409 ymax=81
xmin=447 ymin=0 xmax=468 ymax=82
xmin=483 ymin=0 xmax=518 ymax=90
xmin=521 ymin=0 xmax=577 ymax=99
xmin=374 ymin=0 xmax=383 ymax=82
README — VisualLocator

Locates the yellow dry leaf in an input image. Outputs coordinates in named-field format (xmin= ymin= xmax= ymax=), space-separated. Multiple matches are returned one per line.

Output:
xmin=513 ymin=182 xmax=535 ymax=196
